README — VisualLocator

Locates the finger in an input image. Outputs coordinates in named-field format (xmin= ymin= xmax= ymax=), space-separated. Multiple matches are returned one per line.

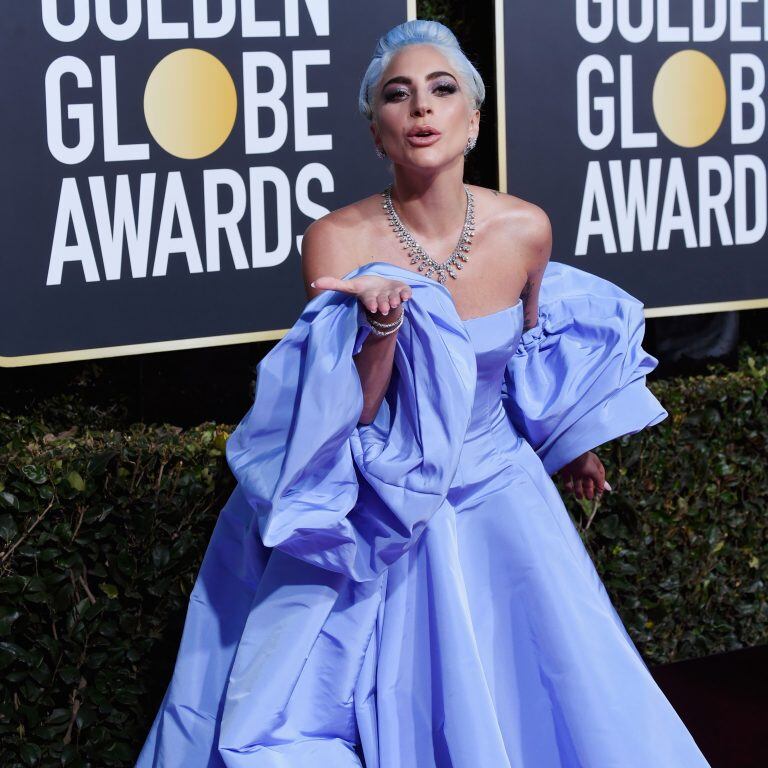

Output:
xmin=362 ymin=297 xmax=380 ymax=314
xmin=377 ymin=295 xmax=392 ymax=315
xmin=583 ymin=478 xmax=595 ymax=500
xmin=311 ymin=276 xmax=354 ymax=293
xmin=392 ymin=286 xmax=411 ymax=307
xmin=573 ymin=477 xmax=584 ymax=500
xmin=388 ymin=290 xmax=403 ymax=309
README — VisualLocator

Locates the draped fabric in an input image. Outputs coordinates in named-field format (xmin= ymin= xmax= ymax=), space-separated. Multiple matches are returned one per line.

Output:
xmin=503 ymin=261 xmax=667 ymax=475
xmin=136 ymin=261 xmax=709 ymax=768
xmin=224 ymin=271 xmax=476 ymax=583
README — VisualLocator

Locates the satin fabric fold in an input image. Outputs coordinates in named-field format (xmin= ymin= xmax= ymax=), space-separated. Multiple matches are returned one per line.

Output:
xmin=136 ymin=260 xmax=709 ymax=768
xmin=224 ymin=265 xmax=476 ymax=583
xmin=138 ymin=263 xmax=480 ymax=766
xmin=502 ymin=260 xmax=668 ymax=475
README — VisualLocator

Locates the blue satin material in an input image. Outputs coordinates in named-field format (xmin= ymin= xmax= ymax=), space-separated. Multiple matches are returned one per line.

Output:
xmin=136 ymin=261 xmax=710 ymax=768
xmin=502 ymin=260 xmax=669 ymax=475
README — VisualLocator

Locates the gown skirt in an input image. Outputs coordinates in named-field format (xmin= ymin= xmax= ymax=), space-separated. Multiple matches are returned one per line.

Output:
xmin=135 ymin=260 xmax=711 ymax=767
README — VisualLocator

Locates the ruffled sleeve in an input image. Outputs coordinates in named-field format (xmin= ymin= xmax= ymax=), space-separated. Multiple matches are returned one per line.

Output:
xmin=502 ymin=261 xmax=668 ymax=476
xmin=225 ymin=263 xmax=475 ymax=582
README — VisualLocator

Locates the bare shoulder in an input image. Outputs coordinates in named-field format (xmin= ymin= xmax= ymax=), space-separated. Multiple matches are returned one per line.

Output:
xmin=467 ymin=186 xmax=551 ymax=331
xmin=300 ymin=193 xmax=382 ymax=297
xmin=468 ymin=185 xmax=552 ymax=274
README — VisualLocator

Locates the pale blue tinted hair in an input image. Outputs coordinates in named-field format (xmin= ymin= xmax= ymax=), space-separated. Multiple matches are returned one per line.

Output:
xmin=358 ymin=20 xmax=485 ymax=121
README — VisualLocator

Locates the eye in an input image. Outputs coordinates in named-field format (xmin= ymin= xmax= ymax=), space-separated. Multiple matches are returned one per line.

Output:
xmin=383 ymin=88 xmax=409 ymax=102
xmin=434 ymin=82 xmax=458 ymax=95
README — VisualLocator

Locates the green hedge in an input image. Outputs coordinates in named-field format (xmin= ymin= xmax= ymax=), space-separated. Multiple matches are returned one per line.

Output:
xmin=576 ymin=350 xmax=767 ymax=660
xmin=0 ymin=415 xmax=235 ymax=766
xmin=1 ymin=346 xmax=767 ymax=766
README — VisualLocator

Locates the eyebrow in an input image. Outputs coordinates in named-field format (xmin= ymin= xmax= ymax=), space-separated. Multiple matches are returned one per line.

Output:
xmin=380 ymin=71 xmax=459 ymax=90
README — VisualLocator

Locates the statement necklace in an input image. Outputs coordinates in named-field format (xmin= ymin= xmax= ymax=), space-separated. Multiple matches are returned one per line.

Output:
xmin=381 ymin=184 xmax=475 ymax=284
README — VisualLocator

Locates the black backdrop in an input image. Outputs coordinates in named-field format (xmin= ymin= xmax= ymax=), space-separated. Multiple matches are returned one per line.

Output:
xmin=501 ymin=0 xmax=768 ymax=313
xmin=0 ymin=0 xmax=765 ymax=425
xmin=1 ymin=0 xmax=408 ymax=363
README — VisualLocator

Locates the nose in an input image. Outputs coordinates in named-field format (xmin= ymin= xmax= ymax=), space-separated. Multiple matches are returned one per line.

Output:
xmin=410 ymin=90 xmax=433 ymax=117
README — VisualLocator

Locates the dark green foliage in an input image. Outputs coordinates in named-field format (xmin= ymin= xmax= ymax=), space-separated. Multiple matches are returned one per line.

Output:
xmin=564 ymin=347 xmax=768 ymax=664
xmin=418 ymin=1 xmax=471 ymax=34
xmin=0 ymin=416 xmax=235 ymax=766
xmin=1 ymin=344 xmax=766 ymax=765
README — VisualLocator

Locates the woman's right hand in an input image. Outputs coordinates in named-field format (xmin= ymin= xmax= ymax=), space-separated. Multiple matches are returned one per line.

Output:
xmin=310 ymin=274 xmax=412 ymax=316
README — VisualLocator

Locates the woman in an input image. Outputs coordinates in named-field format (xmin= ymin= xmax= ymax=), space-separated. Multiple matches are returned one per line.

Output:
xmin=137 ymin=20 xmax=711 ymax=768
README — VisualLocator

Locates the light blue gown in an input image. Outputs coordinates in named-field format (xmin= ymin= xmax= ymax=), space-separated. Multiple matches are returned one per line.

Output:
xmin=135 ymin=260 xmax=711 ymax=767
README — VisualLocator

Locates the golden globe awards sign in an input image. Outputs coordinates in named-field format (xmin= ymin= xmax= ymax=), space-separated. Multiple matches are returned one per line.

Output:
xmin=497 ymin=0 xmax=768 ymax=316
xmin=0 ymin=1 xmax=412 ymax=366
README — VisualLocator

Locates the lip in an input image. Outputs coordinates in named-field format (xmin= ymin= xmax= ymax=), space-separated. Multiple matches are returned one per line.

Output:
xmin=407 ymin=125 xmax=441 ymax=137
xmin=406 ymin=134 xmax=441 ymax=147
xmin=405 ymin=126 xmax=442 ymax=147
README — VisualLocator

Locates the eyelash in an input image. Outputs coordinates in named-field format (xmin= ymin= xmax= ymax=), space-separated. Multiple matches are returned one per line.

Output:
xmin=384 ymin=82 xmax=458 ymax=102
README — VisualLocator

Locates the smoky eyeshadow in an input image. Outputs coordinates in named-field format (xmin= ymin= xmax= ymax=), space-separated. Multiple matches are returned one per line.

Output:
xmin=382 ymin=80 xmax=459 ymax=102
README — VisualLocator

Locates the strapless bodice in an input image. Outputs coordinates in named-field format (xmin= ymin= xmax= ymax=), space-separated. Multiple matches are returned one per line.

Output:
xmin=450 ymin=300 xmax=528 ymax=488
xmin=461 ymin=299 xmax=523 ymax=436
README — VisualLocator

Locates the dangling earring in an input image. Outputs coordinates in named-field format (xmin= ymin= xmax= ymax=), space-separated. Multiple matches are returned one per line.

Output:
xmin=464 ymin=136 xmax=477 ymax=156
xmin=375 ymin=145 xmax=387 ymax=159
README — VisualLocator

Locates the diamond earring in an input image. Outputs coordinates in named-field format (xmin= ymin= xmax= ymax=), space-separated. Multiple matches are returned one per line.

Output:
xmin=464 ymin=136 xmax=477 ymax=156
xmin=375 ymin=145 xmax=387 ymax=159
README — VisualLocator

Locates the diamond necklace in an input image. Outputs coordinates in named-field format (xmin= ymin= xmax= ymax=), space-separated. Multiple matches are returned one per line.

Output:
xmin=381 ymin=184 xmax=475 ymax=284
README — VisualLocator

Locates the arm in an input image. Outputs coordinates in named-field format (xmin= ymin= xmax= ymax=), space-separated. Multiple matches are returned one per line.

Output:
xmin=350 ymin=313 xmax=401 ymax=425
xmin=301 ymin=218 xmax=411 ymax=425
xmin=518 ymin=203 xmax=551 ymax=333
xmin=519 ymin=207 xmax=609 ymax=501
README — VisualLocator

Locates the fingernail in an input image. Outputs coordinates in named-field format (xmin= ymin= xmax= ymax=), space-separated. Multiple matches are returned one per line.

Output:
xmin=310 ymin=280 xmax=316 ymax=287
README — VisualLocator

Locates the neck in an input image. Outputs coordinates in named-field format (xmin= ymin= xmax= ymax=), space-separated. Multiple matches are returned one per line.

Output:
xmin=388 ymin=160 xmax=468 ymax=240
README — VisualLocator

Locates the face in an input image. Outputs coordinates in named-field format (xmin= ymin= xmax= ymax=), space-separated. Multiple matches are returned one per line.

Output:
xmin=370 ymin=44 xmax=479 ymax=170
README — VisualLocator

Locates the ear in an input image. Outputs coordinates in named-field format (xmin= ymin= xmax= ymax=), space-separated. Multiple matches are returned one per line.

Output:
xmin=469 ymin=108 xmax=480 ymax=139
xmin=370 ymin=121 xmax=382 ymax=148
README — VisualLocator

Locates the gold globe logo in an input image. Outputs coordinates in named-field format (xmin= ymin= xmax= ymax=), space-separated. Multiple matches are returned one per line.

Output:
xmin=143 ymin=48 xmax=237 ymax=160
xmin=652 ymin=50 xmax=727 ymax=148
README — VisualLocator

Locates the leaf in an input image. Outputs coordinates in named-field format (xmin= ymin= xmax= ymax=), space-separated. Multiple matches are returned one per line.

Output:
xmin=0 ymin=608 xmax=21 ymax=635
xmin=19 ymin=742 xmax=42 ymax=766
xmin=99 ymin=583 xmax=119 ymax=599
xmin=0 ymin=575 xmax=27 ymax=594
xmin=152 ymin=545 xmax=170 ymax=569
xmin=0 ymin=491 xmax=19 ymax=509
xmin=87 ymin=450 xmax=118 ymax=477
xmin=104 ymin=740 xmax=135 ymax=760
xmin=599 ymin=514 xmax=621 ymax=540
xmin=0 ymin=640 xmax=30 ymax=661
xmin=213 ymin=432 xmax=229 ymax=453
xmin=66 ymin=471 xmax=85 ymax=492
xmin=21 ymin=464 xmax=47 ymax=485
xmin=75 ymin=706 xmax=97 ymax=729
xmin=0 ymin=513 xmax=18 ymax=540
